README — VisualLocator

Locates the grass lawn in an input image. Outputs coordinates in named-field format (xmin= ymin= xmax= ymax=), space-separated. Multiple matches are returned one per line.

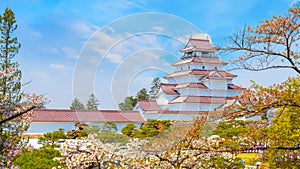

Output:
xmin=237 ymin=153 xmax=260 ymax=165
xmin=237 ymin=153 xmax=270 ymax=168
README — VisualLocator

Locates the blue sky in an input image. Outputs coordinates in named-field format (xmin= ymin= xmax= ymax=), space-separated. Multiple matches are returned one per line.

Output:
xmin=0 ymin=0 xmax=298 ymax=109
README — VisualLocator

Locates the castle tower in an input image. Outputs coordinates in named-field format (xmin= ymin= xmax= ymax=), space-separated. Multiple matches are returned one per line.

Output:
xmin=136 ymin=34 xmax=241 ymax=120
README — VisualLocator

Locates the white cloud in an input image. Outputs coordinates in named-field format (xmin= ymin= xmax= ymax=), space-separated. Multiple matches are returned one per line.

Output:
xmin=105 ymin=53 xmax=123 ymax=64
xmin=69 ymin=21 xmax=99 ymax=38
xmin=153 ymin=26 xmax=164 ymax=32
xmin=48 ymin=47 xmax=59 ymax=54
xmin=30 ymin=30 xmax=43 ymax=39
xmin=49 ymin=63 xmax=66 ymax=71
xmin=61 ymin=46 xmax=78 ymax=59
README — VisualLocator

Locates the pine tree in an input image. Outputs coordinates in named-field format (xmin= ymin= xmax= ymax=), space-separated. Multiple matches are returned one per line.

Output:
xmin=0 ymin=8 xmax=44 ymax=167
xmin=136 ymin=88 xmax=149 ymax=100
xmin=149 ymin=77 xmax=160 ymax=99
xmin=118 ymin=96 xmax=137 ymax=110
xmin=86 ymin=93 xmax=99 ymax=110
xmin=70 ymin=98 xmax=85 ymax=110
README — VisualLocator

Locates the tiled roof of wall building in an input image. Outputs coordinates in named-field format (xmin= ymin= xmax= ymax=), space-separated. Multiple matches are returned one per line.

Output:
xmin=31 ymin=109 xmax=145 ymax=123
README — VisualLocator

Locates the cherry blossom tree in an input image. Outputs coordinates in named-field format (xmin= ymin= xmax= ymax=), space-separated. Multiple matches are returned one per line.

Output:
xmin=60 ymin=118 xmax=244 ymax=168
xmin=220 ymin=3 xmax=300 ymax=74
xmin=223 ymin=77 xmax=300 ymax=119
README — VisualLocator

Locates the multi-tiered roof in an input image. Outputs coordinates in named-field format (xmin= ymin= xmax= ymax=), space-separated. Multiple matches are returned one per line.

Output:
xmin=136 ymin=34 xmax=241 ymax=120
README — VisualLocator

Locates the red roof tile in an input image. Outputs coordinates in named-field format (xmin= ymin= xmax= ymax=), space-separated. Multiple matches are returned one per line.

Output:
xmin=164 ymin=70 xmax=237 ymax=78
xmin=157 ymin=110 xmax=208 ymax=115
xmin=170 ymin=96 xmax=229 ymax=104
xmin=228 ymin=84 xmax=242 ymax=90
xmin=174 ymin=83 xmax=208 ymax=89
xmin=137 ymin=100 xmax=161 ymax=111
xmin=31 ymin=109 xmax=78 ymax=122
xmin=173 ymin=57 xmax=227 ymax=66
xmin=219 ymin=71 xmax=237 ymax=77
xmin=200 ymin=76 xmax=233 ymax=81
xmin=163 ymin=70 xmax=192 ymax=78
xmin=31 ymin=109 xmax=144 ymax=123
xmin=180 ymin=39 xmax=216 ymax=52
xmin=160 ymin=83 xmax=179 ymax=95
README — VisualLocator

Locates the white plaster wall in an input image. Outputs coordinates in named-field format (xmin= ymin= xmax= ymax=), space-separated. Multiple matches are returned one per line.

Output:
xmin=26 ymin=123 xmax=76 ymax=134
xmin=169 ymin=76 xmax=201 ymax=84
xmin=27 ymin=122 xmax=143 ymax=134
xmin=178 ymin=88 xmax=203 ymax=96
xmin=208 ymin=80 xmax=227 ymax=90
xmin=178 ymin=88 xmax=236 ymax=97
xmin=156 ymin=91 xmax=177 ymax=105
xmin=167 ymin=103 xmax=220 ymax=111
xmin=174 ymin=63 xmax=224 ymax=71
xmin=144 ymin=113 xmax=201 ymax=121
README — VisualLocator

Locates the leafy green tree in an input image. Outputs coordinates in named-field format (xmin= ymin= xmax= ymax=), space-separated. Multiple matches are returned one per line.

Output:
xmin=38 ymin=128 xmax=66 ymax=148
xmin=0 ymin=8 xmax=44 ymax=167
xmin=213 ymin=120 xmax=247 ymax=140
xmin=102 ymin=122 xmax=117 ymax=132
xmin=118 ymin=96 xmax=137 ymax=110
xmin=86 ymin=93 xmax=99 ymax=110
xmin=13 ymin=148 xmax=65 ymax=169
xmin=265 ymin=107 xmax=300 ymax=168
xmin=149 ymin=77 xmax=161 ymax=99
xmin=70 ymin=97 xmax=85 ymax=110
xmin=136 ymin=88 xmax=149 ymax=100
xmin=118 ymin=88 xmax=150 ymax=110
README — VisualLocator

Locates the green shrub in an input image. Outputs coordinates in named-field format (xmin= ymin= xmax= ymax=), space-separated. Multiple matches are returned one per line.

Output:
xmin=13 ymin=148 xmax=65 ymax=169
xmin=102 ymin=122 xmax=118 ymax=132
xmin=79 ymin=125 xmax=100 ymax=138
xmin=97 ymin=130 xmax=129 ymax=144
xmin=38 ymin=129 xmax=66 ymax=148
xmin=121 ymin=123 xmax=137 ymax=137
xmin=121 ymin=120 xmax=172 ymax=138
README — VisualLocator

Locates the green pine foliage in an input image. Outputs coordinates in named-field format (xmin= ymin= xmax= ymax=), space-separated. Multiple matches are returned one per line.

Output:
xmin=96 ymin=130 xmax=129 ymax=145
xmin=70 ymin=98 xmax=85 ymax=110
xmin=121 ymin=119 xmax=171 ymax=138
xmin=121 ymin=123 xmax=137 ymax=137
xmin=38 ymin=129 xmax=66 ymax=148
xmin=0 ymin=8 xmax=32 ymax=166
xmin=118 ymin=96 xmax=137 ymax=110
xmin=102 ymin=122 xmax=118 ymax=132
xmin=86 ymin=93 xmax=99 ymax=110
xmin=13 ymin=148 xmax=65 ymax=169
xmin=136 ymin=88 xmax=149 ymax=100
xmin=149 ymin=77 xmax=161 ymax=99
